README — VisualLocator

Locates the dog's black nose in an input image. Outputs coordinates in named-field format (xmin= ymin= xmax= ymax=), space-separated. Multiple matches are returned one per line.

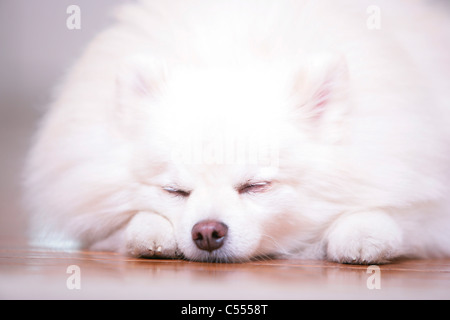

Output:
xmin=192 ymin=220 xmax=228 ymax=252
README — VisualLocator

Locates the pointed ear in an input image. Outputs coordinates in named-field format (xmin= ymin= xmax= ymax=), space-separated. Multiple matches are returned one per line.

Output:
xmin=293 ymin=52 xmax=349 ymax=121
xmin=114 ymin=55 xmax=168 ymax=133
xmin=291 ymin=52 xmax=350 ymax=142
xmin=116 ymin=54 xmax=168 ymax=105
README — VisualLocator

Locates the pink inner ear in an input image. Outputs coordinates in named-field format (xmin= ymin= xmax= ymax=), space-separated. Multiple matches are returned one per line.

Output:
xmin=303 ymin=53 xmax=348 ymax=121
xmin=133 ymin=72 xmax=152 ymax=97
xmin=311 ymin=82 xmax=331 ymax=120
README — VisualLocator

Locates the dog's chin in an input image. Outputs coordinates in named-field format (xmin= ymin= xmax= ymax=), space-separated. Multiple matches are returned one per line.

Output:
xmin=180 ymin=244 xmax=277 ymax=263
xmin=179 ymin=246 xmax=256 ymax=263
xmin=181 ymin=249 xmax=243 ymax=263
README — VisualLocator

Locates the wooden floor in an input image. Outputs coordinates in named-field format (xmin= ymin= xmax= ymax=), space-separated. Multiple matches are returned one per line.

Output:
xmin=1 ymin=240 xmax=450 ymax=300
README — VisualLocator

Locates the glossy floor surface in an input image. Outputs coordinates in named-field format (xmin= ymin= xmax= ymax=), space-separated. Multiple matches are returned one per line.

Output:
xmin=1 ymin=241 xmax=449 ymax=299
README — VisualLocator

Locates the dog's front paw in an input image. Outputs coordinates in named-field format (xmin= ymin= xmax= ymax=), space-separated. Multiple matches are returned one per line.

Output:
xmin=124 ymin=212 xmax=179 ymax=258
xmin=326 ymin=211 xmax=402 ymax=264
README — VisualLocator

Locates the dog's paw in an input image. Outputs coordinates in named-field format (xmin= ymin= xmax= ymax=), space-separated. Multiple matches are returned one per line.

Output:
xmin=326 ymin=211 xmax=402 ymax=264
xmin=124 ymin=212 xmax=180 ymax=258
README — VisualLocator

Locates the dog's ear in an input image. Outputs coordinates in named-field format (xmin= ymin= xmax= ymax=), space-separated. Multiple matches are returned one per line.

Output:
xmin=116 ymin=54 xmax=168 ymax=105
xmin=114 ymin=55 xmax=168 ymax=133
xmin=292 ymin=52 xmax=350 ymax=142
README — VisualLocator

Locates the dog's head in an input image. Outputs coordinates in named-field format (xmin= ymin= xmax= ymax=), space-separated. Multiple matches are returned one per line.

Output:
xmin=116 ymin=53 xmax=351 ymax=261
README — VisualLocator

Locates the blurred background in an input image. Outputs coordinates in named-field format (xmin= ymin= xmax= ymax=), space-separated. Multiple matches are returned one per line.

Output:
xmin=0 ymin=0 xmax=126 ymax=243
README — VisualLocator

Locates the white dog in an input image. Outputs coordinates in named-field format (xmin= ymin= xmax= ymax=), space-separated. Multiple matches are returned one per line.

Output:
xmin=24 ymin=0 xmax=450 ymax=263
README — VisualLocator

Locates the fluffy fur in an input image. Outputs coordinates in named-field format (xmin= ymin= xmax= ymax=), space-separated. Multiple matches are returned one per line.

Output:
xmin=24 ymin=0 xmax=450 ymax=263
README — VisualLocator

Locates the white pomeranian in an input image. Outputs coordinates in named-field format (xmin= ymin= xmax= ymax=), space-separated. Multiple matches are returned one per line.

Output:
xmin=24 ymin=0 xmax=450 ymax=263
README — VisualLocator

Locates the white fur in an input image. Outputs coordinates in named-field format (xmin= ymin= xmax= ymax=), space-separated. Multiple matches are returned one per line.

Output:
xmin=24 ymin=0 xmax=450 ymax=263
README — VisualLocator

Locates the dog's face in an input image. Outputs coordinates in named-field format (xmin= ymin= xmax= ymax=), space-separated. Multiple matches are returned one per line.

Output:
xmin=154 ymin=163 xmax=298 ymax=261
xmin=118 ymin=54 xmax=350 ymax=261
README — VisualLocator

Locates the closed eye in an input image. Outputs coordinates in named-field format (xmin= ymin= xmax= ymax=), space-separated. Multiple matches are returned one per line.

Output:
xmin=238 ymin=181 xmax=272 ymax=194
xmin=162 ymin=186 xmax=191 ymax=198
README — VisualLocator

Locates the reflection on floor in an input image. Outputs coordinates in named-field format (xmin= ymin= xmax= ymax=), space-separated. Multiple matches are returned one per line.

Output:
xmin=1 ymin=243 xmax=449 ymax=299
